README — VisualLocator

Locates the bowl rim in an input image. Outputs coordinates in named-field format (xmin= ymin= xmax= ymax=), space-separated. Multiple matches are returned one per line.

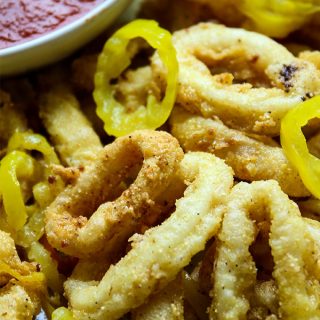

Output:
xmin=0 ymin=0 xmax=120 ymax=56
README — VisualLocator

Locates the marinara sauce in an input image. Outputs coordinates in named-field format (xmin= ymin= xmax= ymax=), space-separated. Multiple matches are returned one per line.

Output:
xmin=0 ymin=0 xmax=103 ymax=49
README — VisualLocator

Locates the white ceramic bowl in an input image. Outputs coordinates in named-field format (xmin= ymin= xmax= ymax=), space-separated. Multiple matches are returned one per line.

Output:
xmin=0 ymin=0 xmax=131 ymax=76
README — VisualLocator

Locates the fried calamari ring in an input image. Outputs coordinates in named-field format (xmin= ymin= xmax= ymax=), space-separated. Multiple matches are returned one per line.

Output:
xmin=170 ymin=107 xmax=309 ymax=197
xmin=210 ymin=180 xmax=320 ymax=319
xmin=152 ymin=23 xmax=320 ymax=136
xmin=39 ymin=86 xmax=103 ymax=167
xmin=64 ymin=152 xmax=233 ymax=320
xmin=45 ymin=130 xmax=183 ymax=258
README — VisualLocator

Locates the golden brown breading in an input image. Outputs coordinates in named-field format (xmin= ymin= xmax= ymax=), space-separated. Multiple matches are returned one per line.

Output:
xmin=170 ymin=107 xmax=309 ymax=197
xmin=45 ymin=130 xmax=184 ymax=258
xmin=299 ymin=50 xmax=320 ymax=69
xmin=132 ymin=274 xmax=184 ymax=320
xmin=64 ymin=152 xmax=233 ymax=320
xmin=114 ymin=66 xmax=161 ymax=113
xmin=0 ymin=231 xmax=38 ymax=285
xmin=152 ymin=23 xmax=320 ymax=136
xmin=0 ymin=284 xmax=41 ymax=320
xmin=39 ymin=86 xmax=103 ymax=167
xmin=0 ymin=231 xmax=44 ymax=319
xmin=210 ymin=180 xmax=320 ymax=319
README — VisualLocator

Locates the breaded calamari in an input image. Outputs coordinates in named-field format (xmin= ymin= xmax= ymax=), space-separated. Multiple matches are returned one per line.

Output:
xmin=170 ymin=107 xmax=309 ymax=197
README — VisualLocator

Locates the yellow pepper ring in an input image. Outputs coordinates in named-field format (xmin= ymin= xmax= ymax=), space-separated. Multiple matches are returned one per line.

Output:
xmin=8 ymin=132 xmax=59 ymax=165
xmin=0 ymin=261 xmax=45 ymax=284
xmin=93 ymin=19 xmax=179 ymax=137
xmin=281 ymin=96 xmax=320 ymax=199
xmin=0 ymin=151 xmax=34 ymax=230
xmin=240 ymin=0 xmax=320 ymax=38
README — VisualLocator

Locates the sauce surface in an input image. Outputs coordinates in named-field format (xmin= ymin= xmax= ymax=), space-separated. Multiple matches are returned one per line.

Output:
xmin=0 ymin=0 xmax=103 ymax=49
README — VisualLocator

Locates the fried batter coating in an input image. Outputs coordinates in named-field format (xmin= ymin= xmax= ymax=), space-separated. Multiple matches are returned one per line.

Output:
xmin=39 ymin=86 xmax=103 ymax=167
xmin=299 ymin=50 xmax=320 ymax=70
xmin=64 ymin=152 xmax=233 ymax=320
xmin=132 ymin=274 xmax=184 ymax=320
xmin=248 ymin=280 xmax=278 ymax=319
xmin=170 ymin=107 xmax=309 ymax=197
xmin=73 ymin=59 xmax=162 ymax=136
xmin=114 ymin=66 xmax=161 ymax=113
xmin=152 ymin=23 xmax=320 ymax=136
xmin=0 ymin=230 xmax=39 ymax=285
xmin=210 ymin=180 xmax=320 ymax=319
xmin=0 ymin=231 xmax=44 ymax=319
xmin=0 ymin=284 xmax=41 ymax=320
xmin=45 ymin=130 xmax=183 ymax=258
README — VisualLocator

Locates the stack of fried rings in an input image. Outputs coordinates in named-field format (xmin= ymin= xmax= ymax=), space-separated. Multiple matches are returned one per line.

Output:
xmin=45 ymin=23 xmax=320 ymax=318
xmin=1 ymin=20 xmax=320 ymax=320
xmin=153 ymin=23 xmax=320 ymax=197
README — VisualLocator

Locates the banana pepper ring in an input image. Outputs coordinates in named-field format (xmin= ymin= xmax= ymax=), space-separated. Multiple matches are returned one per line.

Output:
xmin=0 ymin=261 xmax=45 ymax=285
xmin=7 ymin=131 xmax=59 ymax=166
xmin=240 ymin=0 xmax=320 ymax=38
xmin=8 ymin=131 xmax=63 ymax=208
xmin=93 ymin=19 xmax=178 ymax=137
xmin=0 ymin=151 xmax=34 ymax=231
xmin=0 ymin=132 xmax=61 ymax=232
xmin=281 ymin=95 xmax=320 ymax=199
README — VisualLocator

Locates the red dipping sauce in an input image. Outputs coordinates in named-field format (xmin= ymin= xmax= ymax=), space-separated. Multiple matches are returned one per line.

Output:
xmin=0 ymin=0 xmax=104 ymax=49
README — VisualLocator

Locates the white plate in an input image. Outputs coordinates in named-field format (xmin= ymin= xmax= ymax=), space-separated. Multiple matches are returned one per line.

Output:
xmin=0 ymin=0 xmax=131 ymax=76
